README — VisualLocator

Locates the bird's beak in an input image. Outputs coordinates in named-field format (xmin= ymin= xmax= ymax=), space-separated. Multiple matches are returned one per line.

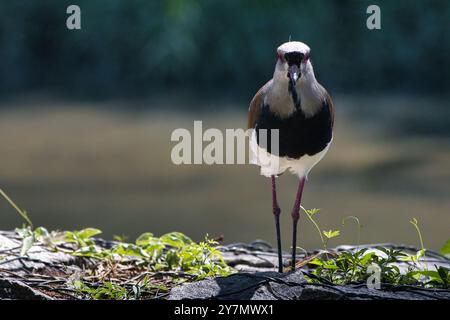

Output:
xmin=288 ymin=64 xmax=300 ymax=86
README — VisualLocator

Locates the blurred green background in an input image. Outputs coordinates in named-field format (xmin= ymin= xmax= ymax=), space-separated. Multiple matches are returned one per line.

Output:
xmin=1 ymin=0 xmax=449 ymax=98
xmin=0 ymin=0 xmax=449 ymax=250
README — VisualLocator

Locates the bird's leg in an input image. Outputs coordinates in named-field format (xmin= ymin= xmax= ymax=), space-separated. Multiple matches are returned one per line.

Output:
xmin=271 ymin=175 xmax=283 ymax=273
xmin=291 ymin=177 xmax=306 ymax=271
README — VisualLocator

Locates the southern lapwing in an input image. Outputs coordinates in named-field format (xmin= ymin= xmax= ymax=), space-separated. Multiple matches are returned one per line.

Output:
xmin=248 ymin=41 xmax=334 ymax=272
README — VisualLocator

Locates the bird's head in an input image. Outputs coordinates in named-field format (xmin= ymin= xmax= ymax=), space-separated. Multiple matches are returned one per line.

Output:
xmin=274 ymin=41 xmax=311 ymax=87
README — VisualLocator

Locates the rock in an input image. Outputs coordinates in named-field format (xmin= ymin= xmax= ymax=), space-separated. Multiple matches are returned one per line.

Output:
xmin=0 ymin=230 xmax=85 ymax=300
xmin=169 ymin=269 xmax=450 ymax=300
xmin=0 ymin=231 xmax=78 ymax=273
xmin=1 ymin=231 xmax=449 ymax=300
xmin=0 ymin=279 xmax=52 ymax=300
xmin=220 ymin=240 xmax=291 ymax=272
xmin=169 ymin=270 xmax=307 ymax=300
xmin=170 ymin=241 xmax=450 ymax=300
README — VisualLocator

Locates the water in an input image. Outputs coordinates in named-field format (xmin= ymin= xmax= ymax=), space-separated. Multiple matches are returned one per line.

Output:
xmin=0 ymin=96 xmax=449 ymax=250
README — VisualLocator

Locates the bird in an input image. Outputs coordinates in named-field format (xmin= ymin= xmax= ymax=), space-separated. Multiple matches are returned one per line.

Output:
xmin=248 ymin=41 xmax=334 ymax=273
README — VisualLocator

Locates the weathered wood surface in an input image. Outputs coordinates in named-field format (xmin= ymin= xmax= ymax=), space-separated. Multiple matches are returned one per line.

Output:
xmin=1 ymin=231 xmax=449 ymax=300
xmin=171 ymin=241 xmax=450 ymax=300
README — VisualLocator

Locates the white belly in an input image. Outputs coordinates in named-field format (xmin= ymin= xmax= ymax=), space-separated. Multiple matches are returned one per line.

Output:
xmin=250 ymin=129 xmax=332 ymax=178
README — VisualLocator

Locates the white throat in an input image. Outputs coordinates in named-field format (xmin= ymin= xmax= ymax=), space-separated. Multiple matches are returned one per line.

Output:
xmin=265 ymin=60 xmax=326 ymax=118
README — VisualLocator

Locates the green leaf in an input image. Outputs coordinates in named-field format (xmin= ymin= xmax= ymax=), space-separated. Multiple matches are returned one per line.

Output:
xmin=20 ymin=234 xmax=34 ymax=256
xmin=437 ymin=267 xmax=449 ymax=286
xmin=34 ymin=227 xmax=50 ymax=239
xmin=308 ymin=258 xmax=324 ymax=266
xmin=160 ymin=232 xmax=192 ymax=248
xmin=64 ymin=231 xmax=76 ymax=243
xmin=375 ymin=246 xmax=389 ymax=255
xmin=440 ymin=239 xmax=450 ymax=258
xmin=401 ymin=249 xmax=427 ymax=262
xmin=408 ymin=270 xmax=442 ymax=283
xmin=112 ymin=243 xmax=150 ymax=258
xmin=166 ymin=249 xmax=181 ymax=268
xmin=72 ymin=245 xmax=109 ymax=259
xmin=323 ymin=230 xmax=340 ymax=239
xmin=416 ymin=249 xmax=426 ymax=260
xmin=15 ymin=227 xmax=31 ymax=238
xmin=76 ymin=228 xmax=102 ymax=240
xmin=143 ymin=242 xmax=165 ymax=258
xmin=360 ymin=252 xmax=375 ymax=265
xmin=135 ymin=232 xmax=156 ymax=246
xmin=306 ymin=208 xmax=320 ymax=216
xmin=323 ymin=263 xmax=339 ymax=270
xmin=15 ymin=227 xmax=35 ymax=256
xmin=399 ymin=254 xmax=416 ymax=262
xmin=0 ymin=189 xmax=33 ymax=228
xmin=113 ymin=234 xmax=128 ymax=242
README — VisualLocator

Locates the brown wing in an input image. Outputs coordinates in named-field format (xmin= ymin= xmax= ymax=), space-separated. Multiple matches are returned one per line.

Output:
xmin=324 ymin=91 xmax=335 ymax=129
xmin=247 ymin=80 xmax=272 ymax=129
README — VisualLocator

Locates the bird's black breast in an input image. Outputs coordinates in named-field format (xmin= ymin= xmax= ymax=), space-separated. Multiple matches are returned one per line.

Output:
xmin=255 ymin=101 xmax=333 ymax=159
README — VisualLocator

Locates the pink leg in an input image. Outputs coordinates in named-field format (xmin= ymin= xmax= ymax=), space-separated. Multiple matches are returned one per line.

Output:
xmin=291 ymin=177 xmax=306 ymax=270
xmin=271 ymin=175 xmax=283 ymax=273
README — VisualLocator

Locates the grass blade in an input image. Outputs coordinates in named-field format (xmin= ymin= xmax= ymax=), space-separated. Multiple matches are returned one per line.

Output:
xmin=0 ymin=188 xmax=33 ymax=228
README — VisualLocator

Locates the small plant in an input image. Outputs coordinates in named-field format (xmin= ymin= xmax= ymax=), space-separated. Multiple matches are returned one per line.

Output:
xmin=3 ymin=190 xmax=449 ymax=297
xmin=10 ymin=227 xmax=234 ymax=299
xmin=113 ymin=234 xmax=129 ymax=242
xmin=305 ymin=216 xmax=449 ymax=289
xmin=302 ymin=207 xmax=340 ymax=251
xmin=65 ymin=228 xmax=102 ymax=247
xmin=302 ymin=207 xmax=325 ymax=249
xmin=1 ymin=189 xmax=37 ymax=256
xmin=59 ymin=230 xmax=234 ymax=279
xmin=399 ymin=218 xmax=426 ymax=263
xmin=440 ymin=239 xmax=450 ymax=258
xmin=0 ymin=189 xmax=33 ymax=228
xmin=73 ymin=281 xmax=129 ymax=300
xmin=410 ymin=218 xmax=425 ymax=250
xmin=342 ymin=216 xmax=363 ymax=248
xmin=1 ymin=188 xmax=234 ymax=300
xmin=322 ymin=230 xmax=340 ymax=249
xmin=306 ymin=246 xmax=446 ymax=288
